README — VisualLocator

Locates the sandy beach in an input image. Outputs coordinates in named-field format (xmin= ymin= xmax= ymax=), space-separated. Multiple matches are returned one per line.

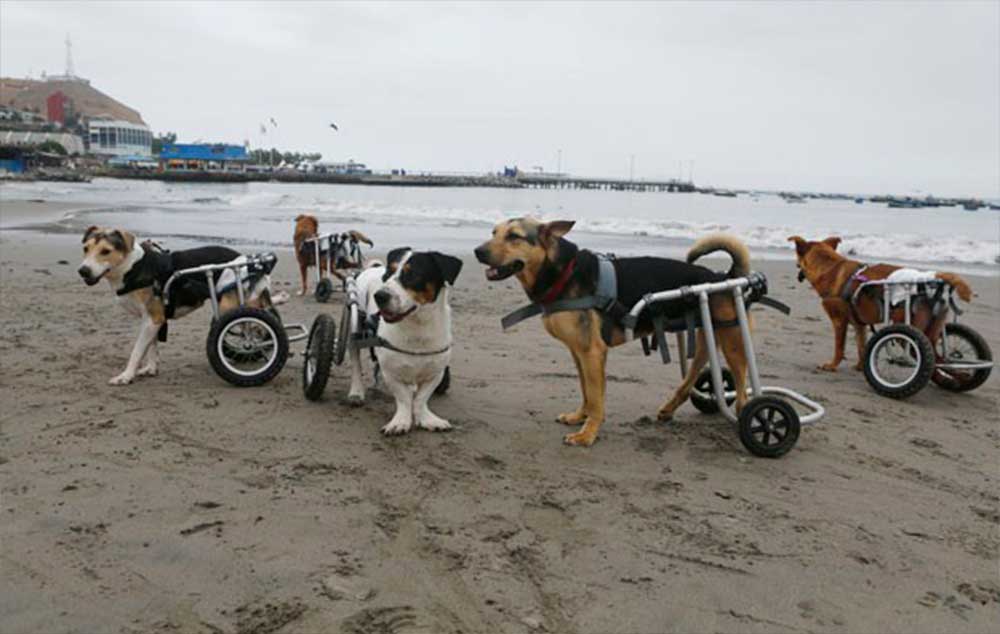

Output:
xmin=1 ymin=207 xmax=998 ymax=634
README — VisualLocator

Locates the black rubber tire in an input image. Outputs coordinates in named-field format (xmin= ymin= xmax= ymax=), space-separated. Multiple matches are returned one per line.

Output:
xmin=315 ymin=278 xmax=335 ymax=303
xmin=334 ymin=303 xmax=352 ymax=366
xmin=863 ymin=324 xmax=935 ymax=399
xmin=302 ymin=313 xmax=337 ymax=401
xmin=932 ymin=322 xmax=993 ymax=392
xmin=738 ymin=396 xmax=801 ymax=458
xmin=207 ymin=306 xmax=288 ymax=387
xmin=434 ymin=366 xmax=451 ymax=395
xmin=690 ymin=367 xmax=736 ymax=414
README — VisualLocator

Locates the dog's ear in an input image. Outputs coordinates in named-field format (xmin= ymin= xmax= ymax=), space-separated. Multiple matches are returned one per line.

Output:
xmin=787 ymin=235 xmax=808 ymax=256
xmin=108 ymin=230 xmax=135 ymax=253
xmin=429 ymin=252 xmax=462 ymax=286
xmin=295 ymin=214 xmax=304 ymax=222
xmin=822 ymin=236 xmax=842 ymax=251
xmin=83 ymin=225 xmax=100 ymax=243
xmin=538 ymin=220 xmax=575 ymax=247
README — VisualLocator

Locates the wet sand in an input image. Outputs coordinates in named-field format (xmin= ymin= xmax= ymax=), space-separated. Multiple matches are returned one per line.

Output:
xmin=1 ymin=215 xmax=998 ymax=634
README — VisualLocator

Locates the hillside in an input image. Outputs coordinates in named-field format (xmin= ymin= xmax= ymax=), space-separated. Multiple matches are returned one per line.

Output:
xmin=0 ymin=77 xmax=146 ymax=125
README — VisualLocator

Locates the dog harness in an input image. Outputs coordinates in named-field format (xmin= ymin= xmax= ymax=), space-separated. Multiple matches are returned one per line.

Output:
xmin=501 ymin=254 xmax=622 ymax=330
xmin=352 ymin=313 xmax=451 ymax=356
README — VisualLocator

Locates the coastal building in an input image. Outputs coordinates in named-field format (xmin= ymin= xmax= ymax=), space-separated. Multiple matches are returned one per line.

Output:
xmin=87 ymin=118 xmax=152 ymax=157
xmin=159 ymin=144 xmax=249 ymax=171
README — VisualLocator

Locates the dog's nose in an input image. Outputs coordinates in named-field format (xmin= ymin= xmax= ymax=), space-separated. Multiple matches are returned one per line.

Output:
xmin=77 ymin=266 xmax=91 ymax=279
xmin=474 ymin=245 xmax=489 ymax=264
xmin=374 ymin=289 xmax=391 ymax=308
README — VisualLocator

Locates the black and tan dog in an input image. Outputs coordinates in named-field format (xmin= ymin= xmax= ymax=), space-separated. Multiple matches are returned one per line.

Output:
xmin=78 ymin=226 xmax=278 ymax=385
xmin=475 ymin=218 xmax=754 ymax=446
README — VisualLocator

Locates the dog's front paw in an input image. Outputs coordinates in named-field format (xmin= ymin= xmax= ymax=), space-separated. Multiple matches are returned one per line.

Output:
xmin=656 ymin=407 xmax=674 ymax=422
xmin=818 ymin=363 xmax=839 ymax=372
xmin=563 ymin=430 xmax=597 ymax=447
xmin=381 ymin=416 xmax=412 ymax=436
xmin=108 ymin=372 xmax=135 ymax=386
xmin=556 ymin=410 xmax=586 ymax=425
xmin=136 ymin=364 xmax=158 ymax=378
xmin=417 ymin=413 xmax=452 ymax=432
xmin=296 ymin=289 xmax=307 ymax=296
xmin=346 ymin=393 xmax=365 ymax=407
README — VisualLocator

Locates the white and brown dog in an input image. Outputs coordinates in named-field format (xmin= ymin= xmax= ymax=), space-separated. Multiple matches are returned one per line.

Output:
xmin=78 ymin=226 xmax=277 ymax=385
xmin=349 ymin=248 xmax=462 ymax=435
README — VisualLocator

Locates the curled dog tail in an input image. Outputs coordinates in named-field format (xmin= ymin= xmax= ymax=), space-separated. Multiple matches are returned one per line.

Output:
xmin=935 ymin=272 xmax=973 ymax=302
xmin=687 ymin=233 xmax=751 ymax=278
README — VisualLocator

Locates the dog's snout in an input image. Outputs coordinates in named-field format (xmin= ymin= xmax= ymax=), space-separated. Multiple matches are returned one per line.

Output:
xmin=374 ymin=289 xmax=391 ymax=308
xmin=77 ymin=266 xmax=91 ymax=279
xmin=474 ymin=244 xmax=490 ymax=264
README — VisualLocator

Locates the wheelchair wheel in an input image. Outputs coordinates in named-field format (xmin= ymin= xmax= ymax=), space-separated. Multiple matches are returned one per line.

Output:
xmin=690 ymin=367 xmax=736 ymax=414
xmin=303 ymin=313 xmax=337 ymax=401
xmin=315 ymin=278 xmax=334 ymax=303
xmin=738 ymin=396 xmax=800 ymax=458
xmin=334 ymin=303 xmax=354 ymax=366
xmin=434 ymin=366 xmax=451 ymax=395
xmin=863 ymin=324 xmax=935 ymax=399
xmin=207 ymin=306 xmax=288 ymax=387
xmin=932 ymin=323 xmax=993 ymax=392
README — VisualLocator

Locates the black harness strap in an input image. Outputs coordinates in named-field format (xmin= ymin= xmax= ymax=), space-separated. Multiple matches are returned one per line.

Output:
xmin=352 ymin=335 xmax=451 ymax=357
xmin=501 ymin=254 xmax=620 ymax=330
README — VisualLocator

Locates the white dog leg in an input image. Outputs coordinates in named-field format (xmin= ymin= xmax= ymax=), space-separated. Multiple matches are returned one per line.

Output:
xmin=136 ymin=339 xmax=159 ymax=377
xmin=381 ymin=373 xmax=416 ymax=436
xmin=414 ymin=369 xmax=451 ymax=431
xmin=110 ymin=318 xmax=159 ymax=385
xmin=347 ymin=344 xmax=365 ymax=405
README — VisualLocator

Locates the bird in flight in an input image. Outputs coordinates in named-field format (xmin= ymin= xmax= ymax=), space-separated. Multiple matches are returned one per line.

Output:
xmin=329 ymin=122 xmax=339 ymax=131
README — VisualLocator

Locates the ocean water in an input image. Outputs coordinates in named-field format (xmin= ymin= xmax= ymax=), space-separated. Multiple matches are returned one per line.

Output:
xmin=2 ymin=178 xmax=997 ymax=273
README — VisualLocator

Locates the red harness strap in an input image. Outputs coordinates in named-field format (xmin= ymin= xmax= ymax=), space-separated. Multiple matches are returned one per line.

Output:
xmin=539 ymin=256 xmax=577 ymax=304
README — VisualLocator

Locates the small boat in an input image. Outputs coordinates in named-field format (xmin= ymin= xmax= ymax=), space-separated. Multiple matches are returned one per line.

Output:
xmin=854 ymin=197 xmax=864 ymax=204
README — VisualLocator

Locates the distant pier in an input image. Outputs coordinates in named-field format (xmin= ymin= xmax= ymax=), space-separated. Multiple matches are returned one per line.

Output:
xmin=102 ymin=168 xmax=696 ymax=192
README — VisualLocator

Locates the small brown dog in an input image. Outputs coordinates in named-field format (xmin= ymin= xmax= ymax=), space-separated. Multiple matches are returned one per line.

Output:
xmin=293 ymin=214 xmax=373 ymax=295
xmin=789 ymin=235 xmax=972 ymax=371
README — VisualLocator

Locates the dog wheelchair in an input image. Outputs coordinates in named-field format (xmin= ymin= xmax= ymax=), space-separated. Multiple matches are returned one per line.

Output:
xmin=300 ymin=273 xmax=451 ymax=401
xmin=302 ymin=232 xmax=369 ymax=303
xmin=850 ymin=277 xmax=993 ymax=399
xmin=161 ymin=253 xmax=307 ymax=387
xmin=623 ymin=272 xmax=825 ymax=458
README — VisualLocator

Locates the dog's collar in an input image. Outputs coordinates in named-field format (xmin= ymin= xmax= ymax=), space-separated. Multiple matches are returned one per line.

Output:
xmin=536 ymin=256 xmax=578 ymax=304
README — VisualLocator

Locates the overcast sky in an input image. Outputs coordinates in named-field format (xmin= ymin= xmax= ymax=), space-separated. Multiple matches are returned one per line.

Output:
xmin=1 ymin=1 xmax=997 ymax=196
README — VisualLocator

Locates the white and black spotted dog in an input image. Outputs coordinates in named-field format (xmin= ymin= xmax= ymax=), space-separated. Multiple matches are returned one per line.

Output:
xmin=350 ymin=248 xmax=462 ymax=435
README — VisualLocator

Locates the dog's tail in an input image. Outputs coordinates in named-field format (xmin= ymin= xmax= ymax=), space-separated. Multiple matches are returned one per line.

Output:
xmin=348 ymin=230 xmax=374 ymax=247
xmin=687 ymin=233 xmax=751 ymax=278
xmin=935 ymin=272 xmax=973 ymax=302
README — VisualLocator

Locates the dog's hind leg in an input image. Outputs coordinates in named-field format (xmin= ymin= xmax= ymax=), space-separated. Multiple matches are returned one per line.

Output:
xmin=657 ymin=330 xmax=709 ymax=421
xmin=414 ymin=370 xmax=451 ymax=432
xmin=718 ymin=327 xmax=749 ymax=414
xmin=563 ymin=344 xmax=607 ymax=447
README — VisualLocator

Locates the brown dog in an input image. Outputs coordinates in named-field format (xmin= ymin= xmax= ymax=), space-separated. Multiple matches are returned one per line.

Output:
xmin=789 ymin=235 xmax=972 ymax=371
xmin=293 ymin=213 xmax=373 ymax=295
xmin=475 ymin=218 xmax=754 ymax=446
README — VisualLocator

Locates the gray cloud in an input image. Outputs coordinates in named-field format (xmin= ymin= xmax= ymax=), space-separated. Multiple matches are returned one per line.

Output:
xmin=2 ymin=1 xmax=997 ymax=196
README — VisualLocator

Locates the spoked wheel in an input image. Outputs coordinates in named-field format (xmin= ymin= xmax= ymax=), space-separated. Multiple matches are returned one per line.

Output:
xmin=738 ymin=396 xmax=800 ymax=458
xmin=334 ymin=303 xmax=354 ymax=366
xmin=207 ymin=306 xmax=288 ymax=387
xmin=315 ymin=278 xmax=335 ymax=303
xmin=303 ymin=313 xmax=337 ymax=401
xmin=690 ymin=367 xmax=736 ymax=414
xmin=863 ymin=324 xmax=935 ymax=399
xmin=932 ymin=323 xmax=993 ymax=392
xmin=434 ymin=366 xmax=451 ymax=396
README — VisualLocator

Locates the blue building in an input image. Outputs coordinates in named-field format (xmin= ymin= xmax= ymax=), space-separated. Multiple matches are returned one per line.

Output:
xmin=160 ymin=143 xmax=249 ymax=171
